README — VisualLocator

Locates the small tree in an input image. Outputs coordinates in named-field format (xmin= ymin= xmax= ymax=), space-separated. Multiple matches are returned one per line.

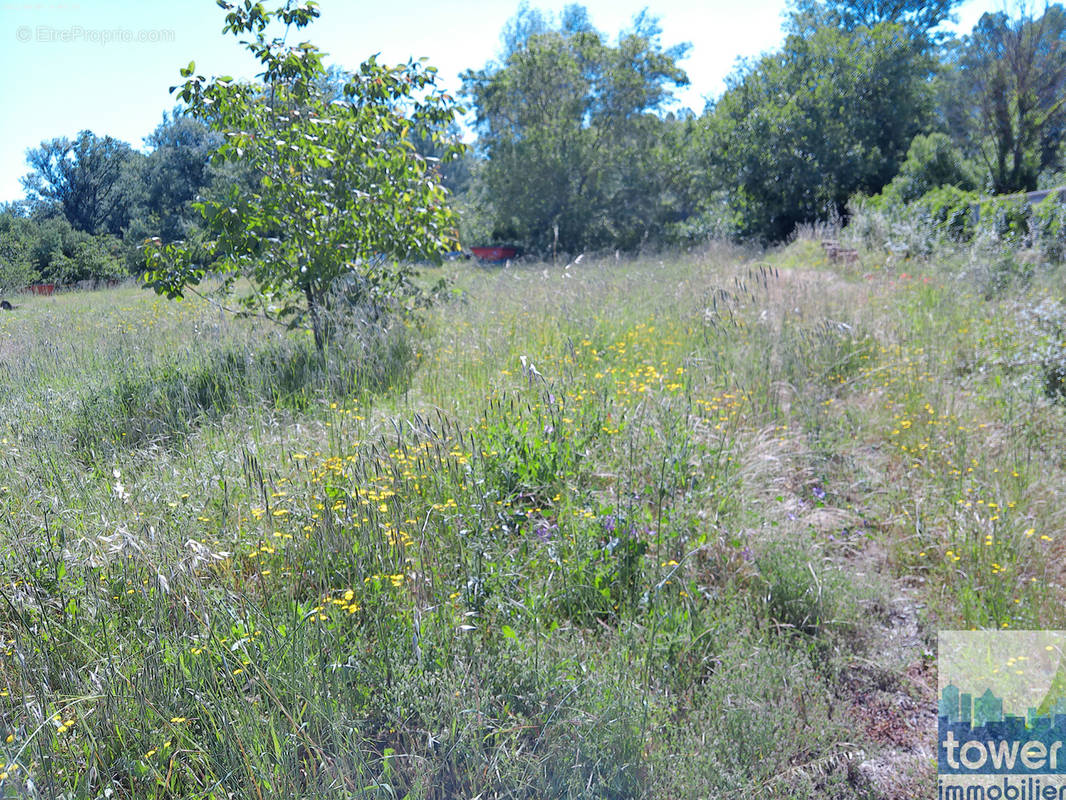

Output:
xmin=880 ymin=132 xmax=979 ymax=204
xmin=145 ymin=0 xmax=463 ymax=351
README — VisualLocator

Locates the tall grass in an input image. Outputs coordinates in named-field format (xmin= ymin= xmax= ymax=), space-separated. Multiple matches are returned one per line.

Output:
xmin=0 ymin=240 xmax=1061 ymax=798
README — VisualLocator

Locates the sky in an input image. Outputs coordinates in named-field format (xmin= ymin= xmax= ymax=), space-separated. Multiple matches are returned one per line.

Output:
xmin=0 ymin=0 xmax=1004 ymax=204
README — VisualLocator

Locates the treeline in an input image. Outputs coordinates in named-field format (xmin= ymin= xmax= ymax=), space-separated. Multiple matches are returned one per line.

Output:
xmin=461 ymin=0 xmax=1066 ymax=248
xmin=0 ymin=115 xmax=228 ymax=291
xmin=2 ymin=0 xmax=1065 ymax=288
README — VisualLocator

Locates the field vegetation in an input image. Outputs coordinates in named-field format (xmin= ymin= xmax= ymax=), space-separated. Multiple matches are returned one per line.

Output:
xmin=2 ymin=0 xmax=1066 ymax=797
xmin=0 ymin=227 xmax=1063 ymax=798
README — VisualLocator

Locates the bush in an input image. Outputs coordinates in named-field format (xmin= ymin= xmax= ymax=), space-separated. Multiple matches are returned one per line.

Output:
xmin=977 ymin=194 xmax=1032 ymax=245
xmin=847 ymin=181 xmax=1066 ymax=267
xmin=0 ymin=212 xmax=132 ymax=286
xmin=917 ymin=185 xmax=980 ymax=242
xmin=881 ymin=132 xmax=979 ymax=205
xmin=0 ymin=229 xmax=39 ymax=292
xmin=1032 ymin=194 xmax=1066 ymax=262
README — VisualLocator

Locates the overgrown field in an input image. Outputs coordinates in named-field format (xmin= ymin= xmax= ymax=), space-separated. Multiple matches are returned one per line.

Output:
xmin=0 ymin=239 xmax=1063 ymax=799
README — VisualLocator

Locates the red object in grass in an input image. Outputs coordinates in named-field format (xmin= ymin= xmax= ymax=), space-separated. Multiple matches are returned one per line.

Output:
xmin=470 ymin=246 xmax=519 ymax=262
xmin=29 ymin=284 xmax=55 ymax=296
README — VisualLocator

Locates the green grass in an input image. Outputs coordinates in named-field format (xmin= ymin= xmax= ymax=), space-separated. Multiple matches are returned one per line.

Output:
xmin=0 ymin=242 xmax=1062 ymax=798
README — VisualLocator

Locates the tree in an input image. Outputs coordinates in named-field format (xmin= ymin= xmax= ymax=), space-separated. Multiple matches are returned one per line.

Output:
xmin=145 ymin=0 xmax=463 ymax=351
xmin=0 ymin=210 xmax=125 ymax=287
xmin=141 ymin=112 xmax=221 ymax=241
xmin=788 ymin=0 xmax=962 ymax=35
xmin=21 ymin=131 xmax=145 ymax=236
xmin=705 ymin=21 xmax=934 ymax=240
xmin=942 ymin=5 xmax=1066 ymax=194
xmin=462 ymin=5 xmax=691 ymax=253
xmin=0 ymin=213 xmax=40 ymax=291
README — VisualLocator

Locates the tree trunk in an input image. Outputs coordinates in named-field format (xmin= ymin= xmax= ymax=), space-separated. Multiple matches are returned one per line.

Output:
xmin=305 ymin=285 xmax=325 ymax=353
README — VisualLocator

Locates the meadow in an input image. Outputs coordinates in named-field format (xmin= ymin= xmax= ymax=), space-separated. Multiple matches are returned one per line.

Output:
xmin=0 ymin=234 xmax=1063 ymax=799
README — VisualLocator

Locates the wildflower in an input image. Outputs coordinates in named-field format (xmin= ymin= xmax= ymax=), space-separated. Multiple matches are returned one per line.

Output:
xmin=534 ymin=520 xmax=557 ymax=543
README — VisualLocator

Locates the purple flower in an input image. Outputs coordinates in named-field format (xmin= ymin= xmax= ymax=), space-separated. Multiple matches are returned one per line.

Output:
xmin=812 ymin=486 xmax=826 ymax=500
xmin=741 ymin=546 xmax=753 ymax=562
xmin=534 ymin=519 xmax=558 ymax=543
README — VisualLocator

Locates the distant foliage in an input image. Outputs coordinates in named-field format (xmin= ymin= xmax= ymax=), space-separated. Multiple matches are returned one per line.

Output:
xmin=462 ymin=6 xmax=697 ymax=253
xmin=788 ymin=0 xmax=962 ymax=35
xmin=140 ymin=114 xmax=222 ymax=243
xmin=0 ymin=211 xmax=125 ymax=288
xmin=21 ymin=131 xmax=145 ymax=237
xmin=705 ymin=20 xmax=934 ymax=240
xmin=11 ymin=0 xmax=1066 ymax=255
xmin=939 ymin=6 xmax=1066 ymax=194
xmin=848 ymin=182 xmax=1066 ymax=276
xmin=878 ymin=133 xmax=980 ymax=205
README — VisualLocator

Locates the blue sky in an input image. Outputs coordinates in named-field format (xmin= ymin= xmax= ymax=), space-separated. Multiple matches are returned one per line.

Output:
xmin=0 ymin=0 xmax=1001 ymax=203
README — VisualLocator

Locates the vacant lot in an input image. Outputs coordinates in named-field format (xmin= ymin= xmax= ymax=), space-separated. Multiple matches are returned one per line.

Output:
xmin=0 ymin=238 xmax=1062 ymax=798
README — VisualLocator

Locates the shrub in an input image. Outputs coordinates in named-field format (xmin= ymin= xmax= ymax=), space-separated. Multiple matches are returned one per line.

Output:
xmin=0 ymin=229 xmax=39 ymax=292
xmin=881 ymin=132 xmax=979 ymax=205
xmin=917 ymin=185 xmax=980 ymax=242
xmin=1031 ymin=194 xmax=1066 ymax=262
xmin=977 ymin=194 xmax=1032 ymax=244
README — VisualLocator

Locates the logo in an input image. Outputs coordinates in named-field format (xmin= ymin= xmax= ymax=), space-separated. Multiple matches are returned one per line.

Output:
xmin=939 ymin=631 xmax=1066 ymax=799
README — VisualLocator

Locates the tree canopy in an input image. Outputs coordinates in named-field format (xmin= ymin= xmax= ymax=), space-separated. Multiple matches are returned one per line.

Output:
xmin=705 ymin=20 xmax=934 ymax=240
xmin=9 ymin=0 xmax=1066 ymax=269
xmin=141 ymin=113 xmax=221 ymax=242
xmin=941 ymin=6 xmax=1066 ymax=193
xmin=788 ymin=0 xmax=962 ymax=35
xmin=462 ymin=5 xmax=692 ymax=253
xmin=22 ymin=131 xmax=144 ymax=236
